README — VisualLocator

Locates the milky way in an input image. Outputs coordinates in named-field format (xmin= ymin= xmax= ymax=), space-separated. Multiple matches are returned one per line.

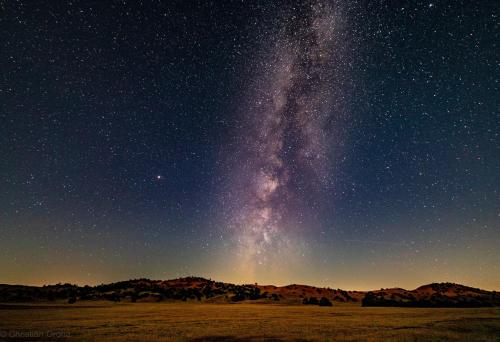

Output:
xmin=221 ymin=1 xmax=351 ymax=279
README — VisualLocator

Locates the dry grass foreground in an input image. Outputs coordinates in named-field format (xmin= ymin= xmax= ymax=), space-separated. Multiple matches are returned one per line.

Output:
xmin=0 ymin=302 xmax=499 ymax=341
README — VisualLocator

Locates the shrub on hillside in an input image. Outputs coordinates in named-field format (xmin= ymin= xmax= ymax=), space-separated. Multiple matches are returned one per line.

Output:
xmin=303 ymin=297 xmax=319 ymax=305
xmin=319 ymin=297 xmax=333 ymax=306
xmin=249 ymin=287 xmax=261 ymax=300
xmin=231 ymin=293 xmax=245 ymax=302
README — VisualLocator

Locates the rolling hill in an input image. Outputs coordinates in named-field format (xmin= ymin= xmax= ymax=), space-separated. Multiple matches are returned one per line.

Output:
xmin=0 ymin=277 xmax=498 ymax=307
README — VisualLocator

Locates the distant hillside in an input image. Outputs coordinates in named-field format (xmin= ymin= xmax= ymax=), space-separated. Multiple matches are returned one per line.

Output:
xmin=362 ymin=283 xmax=500 ymax=308
xmin=0 ymin=278 xmax=498 ymax=308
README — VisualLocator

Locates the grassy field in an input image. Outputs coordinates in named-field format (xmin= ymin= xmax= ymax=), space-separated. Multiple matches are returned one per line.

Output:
xmin=0 ymin=302 xmax=499 ymax=341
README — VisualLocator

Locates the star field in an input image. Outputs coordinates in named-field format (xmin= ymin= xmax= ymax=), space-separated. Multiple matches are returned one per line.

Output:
xmin=0 ymin=1 xmax=498 ymax=290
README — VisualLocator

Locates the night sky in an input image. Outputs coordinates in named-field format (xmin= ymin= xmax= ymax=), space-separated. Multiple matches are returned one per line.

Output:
xmin=1 ymin=1 xmax=498 ymax=290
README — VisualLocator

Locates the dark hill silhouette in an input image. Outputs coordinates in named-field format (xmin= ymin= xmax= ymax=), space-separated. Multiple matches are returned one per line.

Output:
xmin=362 ymin=282 xmax=499 ymax=307
xmin=0 ymin=278 xmax=498 ymax=307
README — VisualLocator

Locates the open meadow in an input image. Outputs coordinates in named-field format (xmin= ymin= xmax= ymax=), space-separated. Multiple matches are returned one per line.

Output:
xmin=0 ymin=302 xmax=499 ymax=341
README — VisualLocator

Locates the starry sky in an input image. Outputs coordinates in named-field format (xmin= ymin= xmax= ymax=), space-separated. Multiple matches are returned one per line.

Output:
xmin=1 ymin=1 xmax=498 ymax=290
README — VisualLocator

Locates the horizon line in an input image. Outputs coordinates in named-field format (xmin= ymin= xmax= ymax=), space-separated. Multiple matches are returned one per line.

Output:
xmin=2 ymin=276 xmax=499 ymax=292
